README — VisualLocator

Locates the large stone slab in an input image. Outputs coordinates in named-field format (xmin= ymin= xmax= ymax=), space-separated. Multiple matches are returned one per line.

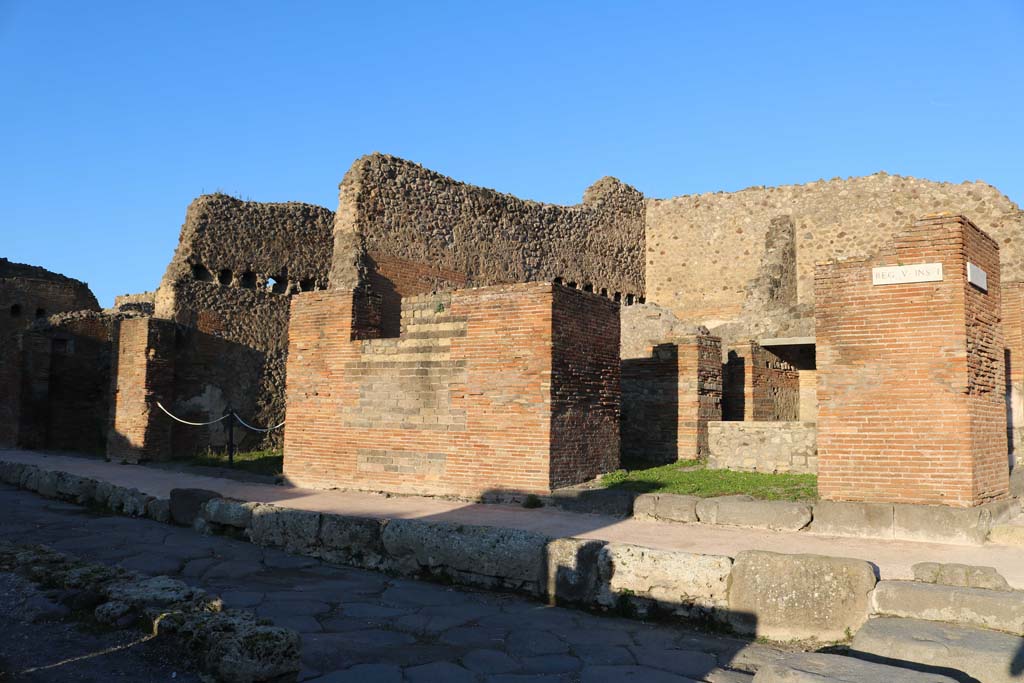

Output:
xmin=893 ymin=500 xmax=1017 ymax=545
xmin=752 ymin=652 xmax=959 ymax=682
xmin=545 ymin=537 xmax=608 ymax=605
xmin=808 ymin=501 xmax=894 ymax=539
xmin=871 ymin=580 xmax=1024 ymax=634
xmin=727 ymin=551 xmax=876 ymax=641
xmin=203 ymin=498 xmax=258 ymax=529
xmin=852 ymin=616 xmax=1024 ymax=683
xmin=633 ymin=493 xmax=700 ymax=523
xmin=696 ymin=497 xmax=811 ymax=531
xmin=381 ymin=519 xmax=549 ymax=594
xmin=600 ymin=543 xmax=732 ymax=618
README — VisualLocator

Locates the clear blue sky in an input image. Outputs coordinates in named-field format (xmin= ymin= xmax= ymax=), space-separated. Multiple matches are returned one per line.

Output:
xmin=2 ymin=1 xmax=1022 ymax=307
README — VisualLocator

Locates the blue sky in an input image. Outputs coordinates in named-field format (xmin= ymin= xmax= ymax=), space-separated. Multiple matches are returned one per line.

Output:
xmin=2 ymin=1 xmax=1022 ymax=307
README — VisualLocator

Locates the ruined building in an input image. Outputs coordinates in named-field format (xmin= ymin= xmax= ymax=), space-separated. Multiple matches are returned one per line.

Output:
xmin=3 ymin=153 xmax=1023 ymax=507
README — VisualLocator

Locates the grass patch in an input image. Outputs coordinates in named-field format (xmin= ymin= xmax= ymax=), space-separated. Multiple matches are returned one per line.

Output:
xmin=601 ymin=458 xmax=817 ymax=501
xmin=189 ymin=448 xmax=283 ymax=477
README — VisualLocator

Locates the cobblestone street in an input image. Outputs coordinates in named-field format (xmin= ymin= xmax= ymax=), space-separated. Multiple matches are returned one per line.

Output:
xmin=0 ymin=484 xmax=774 ymax=682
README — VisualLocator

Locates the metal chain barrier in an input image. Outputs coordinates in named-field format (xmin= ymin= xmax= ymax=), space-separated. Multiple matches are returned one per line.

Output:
xmin=153 ymin=401 xmax=285 ymax=467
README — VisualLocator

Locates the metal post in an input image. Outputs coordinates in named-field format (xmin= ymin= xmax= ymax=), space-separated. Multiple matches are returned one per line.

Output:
xmin=223 ymin=405 xmax=235 ymax=468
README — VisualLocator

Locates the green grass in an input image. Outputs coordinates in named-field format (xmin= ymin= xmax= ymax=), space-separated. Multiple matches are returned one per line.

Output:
xmin=189 ymin=448 xmax=283 ymax=477
xmin=600 ymin=458 xmax=817 ymax=501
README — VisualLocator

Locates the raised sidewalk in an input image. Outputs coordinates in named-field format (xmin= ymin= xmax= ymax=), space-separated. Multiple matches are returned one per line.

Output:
xmin=4 ymin=448 xmax=1024 ymax=587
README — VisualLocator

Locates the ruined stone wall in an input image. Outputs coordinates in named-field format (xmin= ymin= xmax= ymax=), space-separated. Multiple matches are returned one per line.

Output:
xmin=816 ymin=214 xmax=1008 ymax=507
xmin=646 ymin=174 xmax=1023 ymax=340
xmin=329 ymin=154 xmax=645 ymax=334
xmin=0 ymin=258 xmax=99 ymax=338
xmin=723 ymin=343 xmax=800 ymax=421
xmin=283 ymin=282 xmax=620 ymax=497
xmin=707 ymin=421 xmax=817 ymax=474
xmin=113 ymin=291 xmax=155 ymax=315
xmin=152 ymin=194 xmax=334 ymax=446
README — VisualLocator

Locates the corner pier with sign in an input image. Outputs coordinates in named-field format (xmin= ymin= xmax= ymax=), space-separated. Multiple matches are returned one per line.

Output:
xmin=815 ymin=213 xmax=1008 ymax=507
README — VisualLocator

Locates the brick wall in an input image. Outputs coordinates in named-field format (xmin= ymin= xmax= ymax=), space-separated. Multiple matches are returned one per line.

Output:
xmin=107 ymin=317 xmax=176 ymax=463
xmin=723 ymin=342 xmax=800 ymax=421
xmin=816 ymin=214 xmax=1009 ymax=506
xmin=283 ymin=282 xmax=621 ymax=497
xmin=621 ymin=336 xmax=723 ymax=463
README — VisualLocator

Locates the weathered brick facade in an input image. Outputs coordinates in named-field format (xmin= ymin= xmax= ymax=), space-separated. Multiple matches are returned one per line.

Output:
xmin=283 ymin=282 xmax=620 ymax=497
xmin=1004 ymin=281 xmax=1024 ymax=462
xmin=723 ymin=342 xmax=800 ymax=422
xmin=107 ymin=317 xmax=176 ymax=463
xmin=816 ymin=214 xmax=1009 ymax=506
xmin=621 ymin=336 xmax=723 ymax=463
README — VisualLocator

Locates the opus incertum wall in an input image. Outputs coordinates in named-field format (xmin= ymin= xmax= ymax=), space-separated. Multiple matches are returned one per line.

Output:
xmin=816 ymin=214 xmax=1008 ymax=507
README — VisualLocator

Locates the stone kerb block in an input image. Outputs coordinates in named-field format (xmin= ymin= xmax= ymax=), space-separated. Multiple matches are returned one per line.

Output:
xmin=696 ymin=496 xmax=812 ymax=531
xmin=852 ymin=617 xmax=1024 ymax=683
xmin=545 ymin=537 xmax=608 ymax=605
xmin=893 ymin=500 xmax=1017 ymax=546
xmin=381 ymin=519 xmax=549 ymax=595
xmin=808 ymin=500 xmax=895 ymax=539
xmin=752 ymin=652 xmax=959 ymax=683
xmin=912 ymin=562 xmax=1012 ymax=592
xmin=248 ymin=504 xmax=322 ymax=555
xmin=632 ymin=493 xmax=700 ymax=523
xmin=871 ymin=580 xmax=1024 ymax=634
xmin=599 ymin=543 xmax=732 ymax=619
xmin=317 ymin=514 xmax=388 ymax=569
xmin=728 ymin=551 xmax=877 ymax=641
xmin=169 ymin=488 xmax=221 ymax=527
xmin=203 ymin=498 xmax=258 ymax=529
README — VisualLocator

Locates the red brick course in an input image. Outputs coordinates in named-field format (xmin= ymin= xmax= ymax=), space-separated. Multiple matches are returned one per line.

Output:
xmin=816 ymin=214 xmax=1009 ymax=506
xmin=283 ymin=282 xmax=621 ymax=497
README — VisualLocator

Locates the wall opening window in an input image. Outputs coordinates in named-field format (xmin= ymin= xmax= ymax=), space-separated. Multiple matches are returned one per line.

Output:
xmin=218 ymin=269 xmax=233 ymax=285
xmin=240 ymin=271 xmax=257 ymax=289
xmin=191 ymin=263 xmax=213 ymax=282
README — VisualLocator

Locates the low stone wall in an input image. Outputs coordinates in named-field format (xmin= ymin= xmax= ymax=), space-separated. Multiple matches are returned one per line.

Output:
xmin=707 ymin=421 xmax=817 ymax=474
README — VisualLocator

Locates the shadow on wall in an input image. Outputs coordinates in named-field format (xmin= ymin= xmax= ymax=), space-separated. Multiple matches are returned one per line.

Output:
xmin=722 ymin=351 xmax=745 ymax=421
xmin=621 ymin=343 xmax=680 ymax=465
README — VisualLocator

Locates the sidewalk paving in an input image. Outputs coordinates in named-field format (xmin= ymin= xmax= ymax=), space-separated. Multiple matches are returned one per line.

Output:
xmin=5 ymin=448 xmax=1024 ymax=588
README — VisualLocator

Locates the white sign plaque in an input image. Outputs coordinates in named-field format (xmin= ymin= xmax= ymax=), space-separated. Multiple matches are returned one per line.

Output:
xmin=967 ymin=262 xmax=988 ymax=291
xmin=871 ymin=263 xmax=943 ymax=286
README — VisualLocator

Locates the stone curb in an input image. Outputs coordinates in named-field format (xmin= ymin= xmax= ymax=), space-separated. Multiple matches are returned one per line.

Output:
xmin=0 ymin=459 xmax=929 ymax=644
xmin=632 ymin=491 xmax=1019 ymax=545
xmin=0 ymin=540 xmax=300 ymax=683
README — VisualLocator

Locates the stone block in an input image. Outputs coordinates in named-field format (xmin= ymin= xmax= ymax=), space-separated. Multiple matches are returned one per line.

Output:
xmin=871 ymin=580 xmax=1024 ymax=634
xmin=852 ymin=616 xmax=1024 ymax=683
xmin=752 ymin=652 xmax=959 ymax=682
xmin=601 ymin=543 xmax=731 ymax=618
xmin=248 ymin=504 xmax=321 ymax=554
xmin=169 ymin=488 xmax=221 ymax=526
xmin=0 ymin=461 xmax=25 ymax=485
xmin=696 ymin=497 xmax=812 ymax=531
xmin=35 ymin=470 xmax=59 ymax=498
xmin=893 ymin=500 xmax=1016 ymax=545
xmin=989 ymin=523 xmax=1024 ymax=546
xmin=381 ymin=519 xmax=548 ymax=594
xmin=633 ymin=493 xmax=699 ymax=523
xmin=727 ymin=550 xmax=877 ymax=641
xmin=808 ymin=501 xmax=894 ymax=539
xmin=545 ymin=537 xmax=608 ymax=605
xmin=19 ymin=465 xmax=41 ymax=491
xmin=911 ymin=562 xmax=1011 ymax=591
xmin=55 ymin=473 xmax=97 ymax=504
xmin=145 ymin=498 xmax=171 ymax=524
xmin=204 ymin=498 xmax=257 ymax=529
xmin=317 ymin=514 xmax=387 ymax=568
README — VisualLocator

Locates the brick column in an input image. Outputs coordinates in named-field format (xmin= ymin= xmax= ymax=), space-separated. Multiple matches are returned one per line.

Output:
xmin=816 ymin=214 xmax=1008 ymax=506
xmin=1004 ymin=281 xmax=1024 ymax=465
xmin=107 ymin=317 xmax=176 ymax=463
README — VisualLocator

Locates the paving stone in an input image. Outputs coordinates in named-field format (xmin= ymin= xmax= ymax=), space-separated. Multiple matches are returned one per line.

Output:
xmin=202 ymin=559 xmax=265 ymax=580
xmin=181 ymin=557 xmax=220 ymax=577
xmin=911 ymin=561 xmax=1012 ymax=591
xmin=851 ymin=616 xmax=1024 ymax=683
xmin=631 ymin=647 xmax=719 ymax=678
xmin=439 ymin=625 xmax=509 ymax=648
xmin=273 ymin=615 xmax=324 ymax=633
xmin=752 ymin=652 xmax=960 ymax=682
xmin=341 ymin=603 xmax=411 ymax=618
xmin=520 ymin=654 xmax=582 ymax=673
xmin=118 ymin=553 xmax=184 ymax=576
xmin=485 ymin=675 xmax=574 ymax=683
xmin=632 ymin=628 xmax=682 ymax=649
xmin=505 ymin=629 xmax=570 ymax=656
xmin=300 ymin=634 xmax=365 ymax=672
xmin=263 ymin=549 xmax=320 ymax=570
xmin=705 ymin=670 xmax=755 ymax=683
xmin=311 ymin=663 xmax=402 ymax=683
xmin=404 ymin=661 xmax=476 ymax=683
xmin=572 ymin=645 xmax=636 ymax=666
xmin=561 ymin=627 xmax=633 ymax=646
xmin=220 ymin=590 xmax=265 ymax=608
xmin=581 ymin=664 xmax=699 ymax=682
xmin=258 ymin=599 xmax=331 ymax=618
xmin=462 ymin=649 xmax=520 ymax=674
